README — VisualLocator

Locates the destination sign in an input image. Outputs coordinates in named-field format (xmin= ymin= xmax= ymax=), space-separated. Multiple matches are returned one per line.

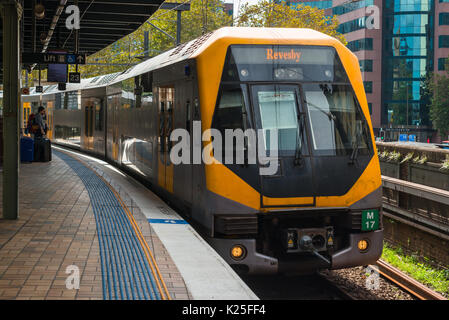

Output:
xmin=266 ymin=49 xmax=301 ymax=63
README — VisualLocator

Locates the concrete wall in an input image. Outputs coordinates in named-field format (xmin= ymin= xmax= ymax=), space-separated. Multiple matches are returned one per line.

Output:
xmin=377 ymin=142 xmax=449 ymax=266
xmin=377 ymin=142 xmax=449 ymax=191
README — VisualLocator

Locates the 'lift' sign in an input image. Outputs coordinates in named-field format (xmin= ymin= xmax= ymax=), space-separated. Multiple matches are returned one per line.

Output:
xmin=266 ymin=49 xmax=301 ymax=63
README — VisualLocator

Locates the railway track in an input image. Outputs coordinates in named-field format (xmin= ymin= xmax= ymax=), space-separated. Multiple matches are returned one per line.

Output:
xmin=376 ymin=260 xmax=447 ymax=300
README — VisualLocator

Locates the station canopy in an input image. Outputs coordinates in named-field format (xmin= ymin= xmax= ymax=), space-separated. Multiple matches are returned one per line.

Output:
xmin=0 ymin=0 xmax=164 ymax=77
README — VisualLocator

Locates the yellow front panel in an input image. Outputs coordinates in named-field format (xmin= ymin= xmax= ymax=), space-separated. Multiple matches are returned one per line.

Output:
xmin=194 ymin=33 xmax=381 ymax=211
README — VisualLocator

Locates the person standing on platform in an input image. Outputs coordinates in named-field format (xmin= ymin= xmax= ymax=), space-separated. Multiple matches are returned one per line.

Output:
xmin=34 ymin=106 xmax=46 ymax=139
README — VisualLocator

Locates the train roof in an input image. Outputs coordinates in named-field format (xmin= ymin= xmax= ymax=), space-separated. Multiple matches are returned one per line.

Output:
xmin=111 ymin=27 xmax=340 ymax=84
xmin=2 ymin=27 xmax=345 ymax=99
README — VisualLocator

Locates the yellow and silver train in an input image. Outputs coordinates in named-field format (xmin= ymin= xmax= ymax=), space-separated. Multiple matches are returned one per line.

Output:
xmin=22 ymin=27 xmax=383 ymax=274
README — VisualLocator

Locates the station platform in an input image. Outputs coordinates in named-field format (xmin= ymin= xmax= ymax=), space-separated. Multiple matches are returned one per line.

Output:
xmin=0 ymin=146 xmax=257 ymax=300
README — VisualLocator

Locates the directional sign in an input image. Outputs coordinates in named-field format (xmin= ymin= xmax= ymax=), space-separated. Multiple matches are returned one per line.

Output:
xmin=75 ymin=54 xmax=86 ymax=64
xmin=58 ymin=83 xmax=66 ymax=91
xmin=69 ymin=72 xmax=81 ymax=83
xmin=22 ymin=52 xmax=87 ymax=64
xmin=36 ymin=86 xmax=43 ymax=93
xmin=66 ymin=54 xmax=76 ymax=64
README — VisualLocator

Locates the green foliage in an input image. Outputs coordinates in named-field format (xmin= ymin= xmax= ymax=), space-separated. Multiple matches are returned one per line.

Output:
xmin=378 ymin=151 xmax=389 ymax=160
xmin=440 ymin=155 xmax=449 ymax=172
xmin=412 ymin=154 xmax=427 ymax=164
xmin=22 ymin=0 xmax=346 ymax=83
xmin=429 ymin=72 xmax=449 ymax=139
xmin=382 ymin=243 xmax=449 ymax=296
xmin=81 ymin=0 xmax=231 ymax=78
xmin=400 ymin=152 xmax=414 ymax=164
xmin=387 ymin=150 xmax=401 ymax=162
xmin=236 ymin=0 xmax=346 ymax=45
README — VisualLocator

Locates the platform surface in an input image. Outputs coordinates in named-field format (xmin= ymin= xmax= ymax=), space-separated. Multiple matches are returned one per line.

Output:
xmin=0 ymin=147 xmax=257 ymax=300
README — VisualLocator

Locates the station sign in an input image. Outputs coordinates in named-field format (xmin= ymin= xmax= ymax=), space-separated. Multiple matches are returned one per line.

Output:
xmin=22 ymin=52 xmax=87 ymax=64
xmin=69 ymin=72 xmax=81 ymax=83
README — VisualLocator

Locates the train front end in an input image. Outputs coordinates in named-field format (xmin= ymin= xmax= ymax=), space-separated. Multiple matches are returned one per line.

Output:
xmin=195 ymin=28 xmax=382 ymax=274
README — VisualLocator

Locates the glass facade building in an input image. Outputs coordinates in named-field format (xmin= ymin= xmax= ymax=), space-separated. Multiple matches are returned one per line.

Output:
xmin=382 ymin=0 xmax=434 ymax=127
xmin=283 ymin=0 xmax=449 ymax=141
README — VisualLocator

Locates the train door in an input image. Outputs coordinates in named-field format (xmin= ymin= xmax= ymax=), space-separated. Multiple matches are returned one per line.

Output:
xmin=184 ymin=81 xmax=193 ymax=204
xmin=103 ymin=99 xmax=107 ymax=157
xmin=23 ymin=102 xmax=31 ymax=135
xmin=106 ymin=94 xmax=119 ymax=162
xmin=250 ymin=84 xmax=316 ymax=208
xmin=157 ymin=86 xmax=174 ymax=193
xmin=46 ymin=101 xmax=54 ymax=139
xmin=84 ymin=103 xmax=94 ymax=150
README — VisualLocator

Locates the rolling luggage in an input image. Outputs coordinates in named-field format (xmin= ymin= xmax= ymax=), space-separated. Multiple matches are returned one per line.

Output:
xmin=20 ymin=137 xmax=34 ymax=162
xmin=34 ymin=137 xmax=52 ymax=162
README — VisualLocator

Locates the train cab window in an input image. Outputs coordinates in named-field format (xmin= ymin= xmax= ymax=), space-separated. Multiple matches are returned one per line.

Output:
xmin=303 ymin=84 xmax=371 ymax=156
xmin=212 ymin=84 xmax=246 ymax=134
xmin=251 ymin=85 xmax=305 ymax=156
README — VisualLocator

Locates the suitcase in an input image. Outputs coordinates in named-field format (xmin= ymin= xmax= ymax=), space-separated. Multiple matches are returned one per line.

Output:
xmin=34 ymin=137 xmax=52 ymax=162
xmin=20 ymin=137 xmax=34 ymax=162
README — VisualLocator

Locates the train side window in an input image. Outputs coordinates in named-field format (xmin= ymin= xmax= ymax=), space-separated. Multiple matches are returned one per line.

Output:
xmin=212 ymin=84 xmax=246 ymax=134
xmin=121 ymin=78 xmax=135 ymax=109
xmin=186 ymin=100 xmax=191 ymax=133
xmin=94 ymin=102 xmax=103 ymax=131
xmin=134 ymin=76 xmax=142 ymax=108
xmin=141 ymin=72 xmax=153 ymax=109
xmin=84 ymin=106 xmax=89 ymax=137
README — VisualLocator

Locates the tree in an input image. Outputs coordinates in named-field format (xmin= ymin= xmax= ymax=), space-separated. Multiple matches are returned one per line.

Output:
xmin=80 ymin=0 xmax=231 ymax=78
xmin=236 ymin=0 xmax=347 ymax=45
xmin=429 ymin=73 xmax=449 ymax=139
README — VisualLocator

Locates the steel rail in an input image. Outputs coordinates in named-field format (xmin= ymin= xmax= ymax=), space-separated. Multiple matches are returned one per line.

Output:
xmin=375 ymin=260 xmax=447 ymax=300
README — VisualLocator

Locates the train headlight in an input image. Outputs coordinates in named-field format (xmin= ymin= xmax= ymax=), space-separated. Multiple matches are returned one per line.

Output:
xmin=358 ymin=239 xmax=369 ymax=252
xmin=230 ymin=245 xmax=246 ymax=260
xmin=240 ymin=69 xmax=249 ymax=77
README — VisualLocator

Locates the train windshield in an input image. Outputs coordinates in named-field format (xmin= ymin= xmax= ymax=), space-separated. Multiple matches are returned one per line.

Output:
xmin=302 ymin=83 xmax=371 ymax=156
xmin=220 ymin=45 xmax=372 ymax=157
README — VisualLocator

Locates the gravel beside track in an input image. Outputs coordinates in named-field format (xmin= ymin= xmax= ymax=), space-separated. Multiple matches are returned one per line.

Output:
xmin=320 ymin=266 xmax=415 ymax=300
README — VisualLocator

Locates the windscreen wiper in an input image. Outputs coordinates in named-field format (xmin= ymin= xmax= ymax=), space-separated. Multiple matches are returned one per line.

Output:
xmin=294 ymin=113 xmax=304 ymax=166
xmin=306 ymin=100 xmax=336 ymax=122
xmin=349 ymin=135 xmax=360 ymax=165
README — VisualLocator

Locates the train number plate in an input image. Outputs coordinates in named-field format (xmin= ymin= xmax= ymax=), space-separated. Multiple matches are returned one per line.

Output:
xmin=362 ymin=209 xmax=379 ymax=231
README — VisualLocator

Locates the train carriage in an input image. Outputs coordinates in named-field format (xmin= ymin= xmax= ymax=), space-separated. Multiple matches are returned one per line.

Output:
xmin=30 ymin=27 xmax=383 ymax=274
